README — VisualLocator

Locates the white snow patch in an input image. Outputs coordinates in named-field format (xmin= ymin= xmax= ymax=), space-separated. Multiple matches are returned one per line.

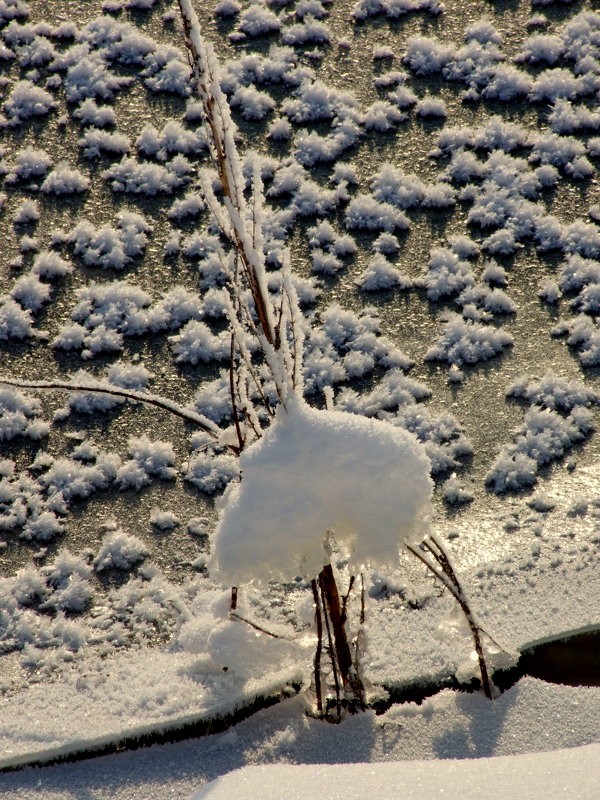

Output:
xmin=211 ymin=398 xmax=432 ymax=583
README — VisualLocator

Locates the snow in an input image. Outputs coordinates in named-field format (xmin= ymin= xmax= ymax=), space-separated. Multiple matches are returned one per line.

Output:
xmin=94 ymin=528 xmax=148 ymax=570
xmin=237 ymin=3 xmax=281 ymax=37
xmin=211 ymin=397 xmax=432 ymax=583
xmin=403 ymin=37 xmax=454 ymax=75
xmin=73 ymin=98 xmax=117 ymax=127
xmin=189 ymin=743 xmax=600 ymax=800
xmin=12 ymin=197 xmax=39 ymax=223
xmin=282 ymin=18 xmax=331 ymax=46
xmin=104 ymin=155 xmax=192 ymax=193
xmin=1 ymin=78 xmax=55 ymax=124
xmin=345 ymin=194 xmax=410 ymax=232
xmin=356 ymin=253 xmax=411 ymax=291
xmin=230 ymin=83 xmax=275 ymax=119
xmin=1 ymin=0 xmax=600 ymax=796
xmin=5 ymin=148 xmax=52 ymax=183
xmin=67 ymin=212 xmax=150 ymax=270
xmin=415 ymin=94 xmax=446 ymax=118
xmin=79 ymin=127 xmax=131 ymax=158
xmin=40 ymin=162 xmax=90 ymax=194
xmin=169 ymin=321 xmax=229 ymax=364
xmin=0 ymin=297 xmax=34 ymax=340
xmin=485 ymin=406 xmax=594 ymax=492
xmin=425 ymin=314 xmax=513 ymax=366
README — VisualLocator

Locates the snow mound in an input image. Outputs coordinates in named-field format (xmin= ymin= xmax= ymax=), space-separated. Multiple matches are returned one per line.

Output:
xmin=211 ymin=398 xmax=433 ymax=584
xmin=188 ymin=742 xmax=600 ymax=800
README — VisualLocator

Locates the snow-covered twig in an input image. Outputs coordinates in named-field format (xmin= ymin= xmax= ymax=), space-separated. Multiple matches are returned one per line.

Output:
xmin=0 ymin=376 xmax=224 ymax=443
xmin=178 ymin=0 xmax=304 ymax=414
xmin=311 ymin=578 xmax=324 ymax=715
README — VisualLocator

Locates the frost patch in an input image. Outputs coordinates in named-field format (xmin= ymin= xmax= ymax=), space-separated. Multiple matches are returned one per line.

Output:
xmin=67 ymin=212 xmax=150 ymax=270
xmin=104 ymin=155 xmax=192 ymax=194
xmin=94 ymin=528 xmax=148 ymax=571
xmin=425 ymin=314 xmax=513 ymax=367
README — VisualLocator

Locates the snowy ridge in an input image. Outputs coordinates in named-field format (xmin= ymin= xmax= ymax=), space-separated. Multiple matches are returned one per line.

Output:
xmin=0 ymin=648 xmax=301 ymax=770
xmin=189 ymin=741 xmax=600 ymax=800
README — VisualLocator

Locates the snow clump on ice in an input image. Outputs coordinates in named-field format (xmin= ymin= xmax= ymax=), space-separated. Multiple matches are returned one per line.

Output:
xmin=40 ymin=162 xmax=89 ymax=194
xmin=486 ymin=371 xmax=599 ymax=492
xmin=211 ymin=398 xmax=433 ymax=584
xmin=94 ymin=527 xmax=148 ymax=571
xmin=0 ymin=387 xmax=49 ymax=441
xmin=67 ymin=212 xmax=150 ymax=270
xmin=1 ymin=79 xmax=56 ymax=125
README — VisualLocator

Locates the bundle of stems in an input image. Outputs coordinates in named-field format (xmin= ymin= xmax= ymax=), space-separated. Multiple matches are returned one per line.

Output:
xmin=178 ymin=0 xmax=304 ymax=453
xmin=178 ymin=0 xmax=367 ymax=718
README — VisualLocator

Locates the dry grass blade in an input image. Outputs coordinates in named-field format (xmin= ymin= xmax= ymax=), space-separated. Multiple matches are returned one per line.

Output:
xmin=407 ymin=537 xmax=496 ymax=700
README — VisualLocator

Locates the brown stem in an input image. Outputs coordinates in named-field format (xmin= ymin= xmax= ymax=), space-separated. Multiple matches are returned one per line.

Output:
xmin=359 ymin=572 xmax=365 ymax=626
xmin=229 ymin=612 xmax=285 ymax=640
xmin=0 ymin=377 xmax=231 ymax=448
xmin=340 ymin=575 xmax=355 ymax=626
xmin=318 ymin=564 xmax=367 ymax=713
xmin=311 ymin=578 xmax=323 ymax=715
xmin=319 ymin=564 xmax=354 ymax=686
xmin=407 ymin=539 xmax=494 ymax=700
xmin=229 ymin=333 xmax=245 ymax=453
xmin=319 ymin=576 xmax=342 ymax=722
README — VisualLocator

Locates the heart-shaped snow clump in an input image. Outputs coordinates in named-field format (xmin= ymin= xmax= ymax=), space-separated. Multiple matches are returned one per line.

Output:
xmin=211 ymin=398 xmax=433 ymax=584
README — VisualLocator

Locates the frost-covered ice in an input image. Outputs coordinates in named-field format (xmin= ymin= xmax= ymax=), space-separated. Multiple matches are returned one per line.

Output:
xmin=1 ymin=1 xmax=600 ymax=796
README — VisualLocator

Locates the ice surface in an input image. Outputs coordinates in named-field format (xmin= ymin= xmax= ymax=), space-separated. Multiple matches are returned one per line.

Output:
xmin=1 ymin=2 xmax=600 ymax=796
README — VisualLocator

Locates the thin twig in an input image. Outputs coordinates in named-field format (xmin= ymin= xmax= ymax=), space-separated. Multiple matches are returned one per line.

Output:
xmin=320 ymin=577 xmax=342 ymax=722
xmin=229 ymin=612 xmax=286 ymax=640
xmin=311 ymin=578 xmax=323 ymax=715
xmin=340 ymin=575 xmax=355 ymax=626
xmin=228 ymin=333 xmax=245 ymax=453
xmin=319 ymin=564 xmax=353 ymax=686
xmin=0 ymin=377 xmax=225 ymax=443
xmin=407 ymin=538 xmax=495 ymax=700
xmin=360 ymin=572 xmax=365 ymax=626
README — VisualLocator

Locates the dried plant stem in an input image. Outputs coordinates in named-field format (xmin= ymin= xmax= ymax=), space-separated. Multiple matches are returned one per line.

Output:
xmin=178 ymin=2 xmax=278 ymax=351
xmin=311 ymin=578 xmax=324 ymax=715
xmin=229 ymin=612 xmax=286 ymax=640
xmin=319 ymin=574 xmax=342 ymax=722
xmin=228 ymin=333 xmax=245 ymax=452
xmin=407 ymin=536 xmax=495 ymax=700
xmin=0 ymin=376 xmax=225 ymax=443
xmin=318 ymin=564 xmax=367 ymax=714
xmin=340 ymin=575 xmax=355 ymax=625
xmin=228 ymin=585 xmax=287 ymax=639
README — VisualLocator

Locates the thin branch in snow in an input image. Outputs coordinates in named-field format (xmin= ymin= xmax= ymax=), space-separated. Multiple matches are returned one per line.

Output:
xmin=177 ymin=0 xmax=305 ymax=414
xmin=311 ymin=578 xmax=324 ymax=715
xmin=407 ymin=536 xmax=497 ymax=700
xmin=229 ymin=612 xmax=287 ymax=640
xmin=319 ymin=574 xmax=342 ymax=722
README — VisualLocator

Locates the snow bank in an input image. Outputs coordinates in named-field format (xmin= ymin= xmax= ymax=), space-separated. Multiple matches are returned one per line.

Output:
xmin=189 ymin=743 xmax=600 ymax=800
xmin=211 ymin=398 xmax=432 ymax=583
